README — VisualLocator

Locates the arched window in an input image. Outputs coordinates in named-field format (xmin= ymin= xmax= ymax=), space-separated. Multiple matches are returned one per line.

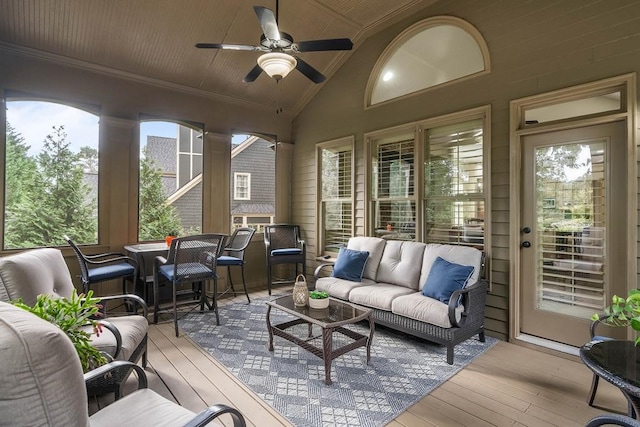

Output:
xmin=366 ymin=16 xmax=490 ymax=106
xmin=4 ymin=99 xmax=100 ymax=249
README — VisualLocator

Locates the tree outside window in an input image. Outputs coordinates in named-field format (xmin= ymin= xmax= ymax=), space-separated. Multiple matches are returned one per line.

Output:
xmin=4 ymin=101 xmax=99 ymax=249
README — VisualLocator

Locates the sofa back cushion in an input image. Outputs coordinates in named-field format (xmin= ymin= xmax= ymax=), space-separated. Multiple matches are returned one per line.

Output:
xmin=376 ymin=241 xmax=426 ymax=289
xmin=347 ymin=237 xmax=386 ymax=281
xmin=419 ymin=244 xmax=482 ymax=291
xmin=0 ymin=248 xmax=76 ymax=305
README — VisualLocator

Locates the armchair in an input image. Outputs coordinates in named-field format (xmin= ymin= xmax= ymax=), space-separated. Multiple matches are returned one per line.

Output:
xmin=0 ymin=300 xmax=246 ymax=427
xmin=264 ymin=224 xmax=306 ymax=295
xmin=0 ymin=248 xmax=148 ymax=370
xmin=65 ymin=236 xmax=138 ymax=296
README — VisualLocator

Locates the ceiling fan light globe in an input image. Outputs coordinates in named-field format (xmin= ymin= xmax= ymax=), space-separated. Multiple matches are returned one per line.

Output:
xmin=257 ymin=52 xmax=297 ymax=80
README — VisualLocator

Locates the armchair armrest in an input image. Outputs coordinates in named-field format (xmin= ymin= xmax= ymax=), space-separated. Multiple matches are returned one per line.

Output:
xmin=448 ymin=279 xmax=488 ymax=328
xmin=183 ymin=404 xmax=247 ymax=427
xmin=84 ymin=360 xmax=146 ymax=396
xmin=97 ymin=319 xmax=123 ymax=359
xmin=313 ymin=263 xmax=334 ymax=281
xmin=96 ymin=293 xmax=148 ymax=318
xmin=84 ymin=252 xmax=137 ymax=266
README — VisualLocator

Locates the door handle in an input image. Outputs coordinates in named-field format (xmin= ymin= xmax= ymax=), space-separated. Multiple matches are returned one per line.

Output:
xmin=521 ymin=241 xmax=531 ymax=248
xmin=522 ymin=227 xmax=531 ymax=234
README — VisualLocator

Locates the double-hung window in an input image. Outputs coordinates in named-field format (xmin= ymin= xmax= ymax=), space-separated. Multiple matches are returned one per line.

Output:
xmin=369 ymin=129 xmax=416 ymax=241
xmin=423 ymin=118 xmax=486 ymax=250
xmin=234 ymin=173 xmax=251 ymax=200
xmin=317 ymin=137 xmax=354 ymax=255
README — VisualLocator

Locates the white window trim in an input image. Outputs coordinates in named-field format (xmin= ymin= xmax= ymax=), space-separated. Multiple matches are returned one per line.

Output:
xmin=234 ymin=172 xmax=251 ymax=200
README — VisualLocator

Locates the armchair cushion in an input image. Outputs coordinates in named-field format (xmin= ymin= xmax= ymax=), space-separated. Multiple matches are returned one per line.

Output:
xmin=91 ymin=316 xmax=148 ymax=361
xmin=422 ymin=256 xmax=474 ymax=304
xmin=89 ymin=388 xmax=197 ymax=427
xmin=270 ymin=248 xmax=303 ymax=256
xmin=87 ymin=263 xmax=135 ymax=283
xmin=332 ymin=247 xmax=369 ymax=282
xmin=217 ymin=255 xmax=242 ymax=266
xmin=0 ymin=301 xmax=89 ymax=427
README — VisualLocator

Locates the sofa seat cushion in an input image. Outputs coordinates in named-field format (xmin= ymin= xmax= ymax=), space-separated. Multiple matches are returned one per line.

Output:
xmin=90 ymin=315 xmax=148 ymax=361
xmin=315 ymin=277 xmax=375 ymax=300
xmin=348 ymin=284 xmax=414 ymax=311
xmin=376 ymin=241 xmax=426 ymax=290
xmin=392 ymin=292 xmax=464 ymax=329
xmin=346 ymin=237 xmax=386 ymax=281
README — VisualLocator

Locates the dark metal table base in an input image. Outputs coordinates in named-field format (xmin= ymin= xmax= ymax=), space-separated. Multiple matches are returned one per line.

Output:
xmin=266 ymin=305 xmax=374 ymax=385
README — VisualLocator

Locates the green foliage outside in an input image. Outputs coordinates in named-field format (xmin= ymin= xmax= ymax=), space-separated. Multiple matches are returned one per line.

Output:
xmin=5 ymin=123 xmax=183 ymax=248
xmin=4 ymin=124 xmax=97 ymax=249
xmin=138 ymin=146 xmax=182 ymax=240
xmin=12 ymin=290 xmax=108 ymax=372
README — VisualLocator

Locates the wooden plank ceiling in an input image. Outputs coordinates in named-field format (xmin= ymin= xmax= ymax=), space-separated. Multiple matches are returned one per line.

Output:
xmin=0 ymin=0 xmax=438 ymax=114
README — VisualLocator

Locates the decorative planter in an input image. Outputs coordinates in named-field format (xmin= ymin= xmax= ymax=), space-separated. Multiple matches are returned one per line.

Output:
xmin=308 ymin=297 xmax=329 ymax=309
xmin=165 ymin=235 xmax=176 ymax=246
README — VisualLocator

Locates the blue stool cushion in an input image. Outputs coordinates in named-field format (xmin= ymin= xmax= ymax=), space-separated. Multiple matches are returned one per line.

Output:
xmin=271 ymin=248 xmax=303 ymax=256
xmin=159 ymin=263 xmax=215 ymax=281
xmin=593 ymin=335 xmax=614 ymax=342
xmin=87 ymin=263 xmax=135 ymax=282
xmin=217 ymin=256 xmax=243 ymax=266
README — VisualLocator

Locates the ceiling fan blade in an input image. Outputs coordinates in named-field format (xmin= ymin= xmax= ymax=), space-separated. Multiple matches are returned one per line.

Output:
xmin=195 ymin=43 xmax=259 ymax=51
xmin=253 ymin=6 xmax=280 ymax=41
xmin=295 ymin=38 xmax=353 ymax=52
xmin=243 ymin=64 xmax=264 ymax=83
xmin=295 ymin=57 xmax=326 ymax=84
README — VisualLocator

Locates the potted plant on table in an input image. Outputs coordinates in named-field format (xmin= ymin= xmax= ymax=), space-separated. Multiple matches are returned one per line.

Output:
xmin=308 ymin=290 xmax=330 ymax=309
xmin=12 ymin=290 xmax=108 ymax=372
xmin=592 ymin=289 xmax=640 ymax=345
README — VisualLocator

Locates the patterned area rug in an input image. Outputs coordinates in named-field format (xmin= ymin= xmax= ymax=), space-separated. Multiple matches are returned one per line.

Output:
xmin=179 ymin=299 xmax=497 ymax=427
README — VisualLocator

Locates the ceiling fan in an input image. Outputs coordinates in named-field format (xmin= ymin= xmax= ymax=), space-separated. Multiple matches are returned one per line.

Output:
xmin=195 ymin=1 xmax=353 ymax=84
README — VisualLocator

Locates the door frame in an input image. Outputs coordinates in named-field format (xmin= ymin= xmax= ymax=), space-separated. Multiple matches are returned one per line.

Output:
xmin=509 ymin=73 xmax=638 ymax=349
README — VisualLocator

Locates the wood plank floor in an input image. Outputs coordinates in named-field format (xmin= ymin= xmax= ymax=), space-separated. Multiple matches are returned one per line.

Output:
xmin=103 ymin=288 xmax=630 ymax=426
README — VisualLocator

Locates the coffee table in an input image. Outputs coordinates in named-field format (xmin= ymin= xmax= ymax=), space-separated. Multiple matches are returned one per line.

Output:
xmin=266 ymin=295 xmax=374 ymax=385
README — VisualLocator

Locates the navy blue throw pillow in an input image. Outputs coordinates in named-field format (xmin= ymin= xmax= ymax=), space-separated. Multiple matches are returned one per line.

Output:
xmin=422 ymin=256 xmax=474 ymax=304
xmin=332 ymin=247 xmax=369 ymax=282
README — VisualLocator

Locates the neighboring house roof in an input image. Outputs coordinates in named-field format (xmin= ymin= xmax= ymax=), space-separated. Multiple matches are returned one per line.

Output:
xmin=231 ymin=135 xmax=263 ymax=158
xmin=231 ymin=203 xmax=275 ymax=215
xmin=147 ymin=136 xmax=176 ymax=174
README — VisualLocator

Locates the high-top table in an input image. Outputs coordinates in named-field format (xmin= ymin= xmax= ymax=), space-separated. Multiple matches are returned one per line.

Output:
xmin=124 ymin=242 xmax=169 ymax=303
xmin=580 ymin=340 xmax=640 ymax=418
xmin=266 ymin=295 xmax=374 ymax=385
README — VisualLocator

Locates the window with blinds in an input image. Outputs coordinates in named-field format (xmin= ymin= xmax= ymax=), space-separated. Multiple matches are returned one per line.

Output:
xmin=371 ymin=136 xmax=416 ymax=240
xmin=424 ymin=119 xmax=485 ymax=249
xmin=318 ymin=139 xmax=353 ymax=254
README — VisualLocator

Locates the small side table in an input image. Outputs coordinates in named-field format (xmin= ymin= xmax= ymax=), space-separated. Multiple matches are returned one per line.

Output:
xmin=580 ymin=340 xmax=640 ymax=418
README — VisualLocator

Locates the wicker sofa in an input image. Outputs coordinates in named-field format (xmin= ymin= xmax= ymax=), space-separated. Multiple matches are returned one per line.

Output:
xmin=314 ymin=237 xmax=487 ymax=364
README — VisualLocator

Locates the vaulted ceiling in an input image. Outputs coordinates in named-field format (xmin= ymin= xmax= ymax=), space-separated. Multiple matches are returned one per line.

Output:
xmin=0 ymin=0 xmax=438 ymax=115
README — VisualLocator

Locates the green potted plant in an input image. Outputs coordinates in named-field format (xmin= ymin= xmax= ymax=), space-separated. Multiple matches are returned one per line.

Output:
xmin=308 ymin=290 xmax=330 ymax=309
xmin=12 ymin=290 xmax=108 ymax=372
xmin=592 ymin=289 xmax=640 ymax=345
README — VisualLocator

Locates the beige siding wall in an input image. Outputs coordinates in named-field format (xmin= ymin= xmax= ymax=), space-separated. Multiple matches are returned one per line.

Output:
xmin=291 ymin=0 xmax=640 ymax=340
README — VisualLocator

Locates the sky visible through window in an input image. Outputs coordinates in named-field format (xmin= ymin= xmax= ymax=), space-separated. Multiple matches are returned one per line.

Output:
xmin=8 ymin=100 xmax=252 ymax=157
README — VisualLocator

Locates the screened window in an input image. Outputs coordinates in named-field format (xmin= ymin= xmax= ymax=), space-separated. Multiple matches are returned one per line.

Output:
xmin=139 ymin=121 xmax=203 ymax=240
xmin=234 ymin=173 xmax=251 ymax=200
xmin=370 ymin=131 xmax=416 ymax=241
xmin=318 ymin=138 xmax=354 ymax=254
xmin=4 ymin=99 xmax=99 ymax=249
xmin=367 ymin=17 xmax=489 ymax=106
xmin=423 ymin=119 xmax=485 ymax=250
